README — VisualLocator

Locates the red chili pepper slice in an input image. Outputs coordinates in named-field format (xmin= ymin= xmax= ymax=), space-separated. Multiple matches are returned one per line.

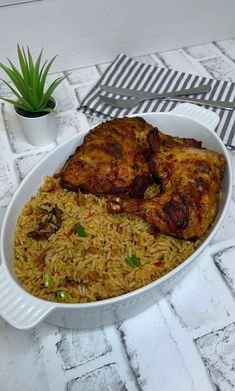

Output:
xmin=154 ymin=260 xmax=164 ymax=267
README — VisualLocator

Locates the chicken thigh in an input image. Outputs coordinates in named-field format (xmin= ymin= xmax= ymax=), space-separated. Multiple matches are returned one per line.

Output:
xmin=108 ymin=128 xmax=226 ymax=241
xmin=60 ymin=117 xmax=153 ymax=196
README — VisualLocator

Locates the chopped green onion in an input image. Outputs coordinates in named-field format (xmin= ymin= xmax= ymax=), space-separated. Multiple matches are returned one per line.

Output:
xmin=14 ymin=250 xmax=21 ymax=260
xmin=126 ymin=255 xmax=141 ymax=267
xmin=75 ymin=224 xmax=87 ymax=237
xmin=56 ymin=289 xmax=68 ymax=302
xmin=43 ymin=273 xmax=54 ymax=289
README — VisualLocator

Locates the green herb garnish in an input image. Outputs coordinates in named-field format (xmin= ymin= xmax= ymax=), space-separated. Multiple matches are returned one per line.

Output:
xmin=126 ymin=255 xmax=141 ymax=267
xmin=14 ymin=250 xmax=21 ymax=260
xmin=43 ymin=273 xmax=54 ymax=289
xmin=56 ymin=290 xmax=68 ymax=302
xmin=75 ymin=224 xmax=87 ymax=237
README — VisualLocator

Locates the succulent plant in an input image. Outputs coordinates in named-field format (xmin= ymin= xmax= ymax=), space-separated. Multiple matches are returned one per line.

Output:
xmin=0 ymin=44 xmax=67 ymax=113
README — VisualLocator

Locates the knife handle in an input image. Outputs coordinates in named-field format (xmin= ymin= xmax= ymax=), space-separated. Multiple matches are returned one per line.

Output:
xmin=168 ymin=96 xmax=234 ymax=110
xmin=99 ymin=94 xmax=234 ymax=110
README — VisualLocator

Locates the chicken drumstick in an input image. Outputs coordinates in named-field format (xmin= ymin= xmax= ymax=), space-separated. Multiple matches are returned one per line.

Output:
xmin=108 ymin=129 xmax=226 ymax=241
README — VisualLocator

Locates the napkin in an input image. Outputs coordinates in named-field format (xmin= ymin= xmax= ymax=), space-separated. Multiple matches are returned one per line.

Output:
xmin=78 ymin=53 xmax=235 ymax=149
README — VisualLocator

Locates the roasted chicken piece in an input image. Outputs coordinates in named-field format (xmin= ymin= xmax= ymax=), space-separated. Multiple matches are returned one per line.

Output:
xmin=60 ymin=117 xmax=153 ymax=196
xmin=108 ymin=128 xmax=226 ymax=241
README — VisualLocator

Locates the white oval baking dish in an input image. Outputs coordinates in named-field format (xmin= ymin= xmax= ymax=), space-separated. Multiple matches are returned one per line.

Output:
xmin=0 ymin=103 xmax=232 ymax=330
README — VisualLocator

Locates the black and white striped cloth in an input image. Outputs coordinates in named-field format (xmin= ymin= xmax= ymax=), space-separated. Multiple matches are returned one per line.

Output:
xmin=78 ymin=53 xmax=235 ymax=149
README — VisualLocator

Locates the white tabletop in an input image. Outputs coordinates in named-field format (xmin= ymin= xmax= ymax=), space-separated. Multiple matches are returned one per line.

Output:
xmin=0 ymin=39 xmax=235 ymax=391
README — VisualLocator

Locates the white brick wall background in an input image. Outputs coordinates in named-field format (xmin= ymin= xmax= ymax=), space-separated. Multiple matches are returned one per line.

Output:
xmin=0 ymin=40 xmax=235 ymax=391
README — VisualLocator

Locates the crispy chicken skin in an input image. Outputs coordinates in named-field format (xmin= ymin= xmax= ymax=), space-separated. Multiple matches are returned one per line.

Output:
xmin=108 ymin=128 xmax=226 ymax=241
xmin=60 ymin=117 xmax=154 ymax=196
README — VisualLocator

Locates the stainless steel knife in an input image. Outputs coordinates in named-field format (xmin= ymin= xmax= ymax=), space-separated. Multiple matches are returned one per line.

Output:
xmin=99 ymin=94 xmax=235 ymax=110
xmin=100 ymin=84 xmax=211 ymax=99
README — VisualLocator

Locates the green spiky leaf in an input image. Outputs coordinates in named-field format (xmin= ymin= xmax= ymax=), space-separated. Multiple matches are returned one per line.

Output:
xmin=0 ymin=45 xmax=67 ymax=113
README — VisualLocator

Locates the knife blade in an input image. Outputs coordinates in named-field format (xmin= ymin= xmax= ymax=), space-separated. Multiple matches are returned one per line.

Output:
xmin=100 ymin=84 xmax=211 ymax=99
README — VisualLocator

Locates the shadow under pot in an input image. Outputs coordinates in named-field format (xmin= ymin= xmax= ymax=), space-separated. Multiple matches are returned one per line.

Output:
xmin=14 ymin=98 xmax=57 ymax=146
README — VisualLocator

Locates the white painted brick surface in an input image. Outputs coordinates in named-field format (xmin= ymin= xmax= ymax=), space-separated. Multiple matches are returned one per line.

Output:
xmin=210 ymin=198 xmax=235 ymax=244
xmin=0 ymin=156 xmax=13 ymax=207
xmin=216 ymin=39 xmax=235 ymax=63
xmin=56 ymin=328 xmax=112 ymax=369
xmin=195 ymin=322 xmax=235 ymax=391
xmin=135 ymin=55 xmax=157 ymax=65
xmin=0 ymin=318 xmax=49 ymax=391
xmin=97 ymin=62 xmax=112 ymax=75
xmin=157 ymin=49 xmax=211 ymax=76
xmin=67 ymin=66 xmax=101 ymax=87
xmin=200 ymin=57 xmax=235 ymax=82
xmin=56 ymin=113 xmax=81 ymax=145
xmin=0 ymin=206 xmax=6 ymax=230
xmin=75 ymin=84 xmax=95 ymax=103
xmin=167 ymin=249 xmax=235 ymax=332
xmin=15 ymin=152 xmax=48 ymax=180
xmin=67 ymin=363 xmax=127 ymax=391
xmin=0 ymin=40 xmax=235 ymax=391
xmin=117 ymin=304 xmax=198 ymax=391
xmin=214 ymin=246 xmax=235 ymax=297
xmin=230 ymin=152 xmax=235 ymax=185
xmin=186 ymin=42 xmax=226 ymax=60
xmin=149 ymin=53 xmax=167 ymax=68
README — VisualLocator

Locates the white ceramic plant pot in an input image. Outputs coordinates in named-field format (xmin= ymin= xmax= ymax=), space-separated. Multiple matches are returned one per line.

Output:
xmin=15 ymin=98 xmax=57 ymax=147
